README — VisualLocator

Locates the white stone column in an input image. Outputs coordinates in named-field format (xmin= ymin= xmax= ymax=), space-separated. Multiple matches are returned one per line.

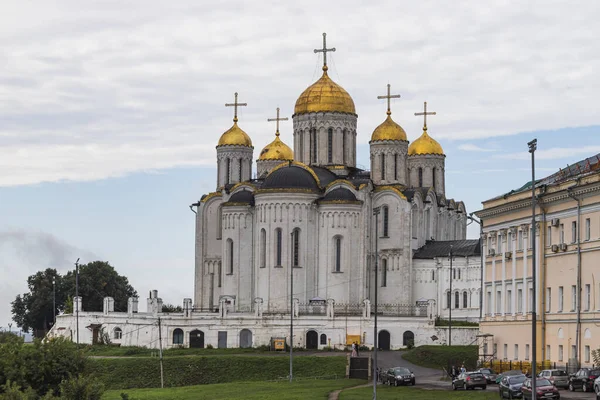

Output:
xmin=523 ymin=226 xmax=528 ymax=315
xmin=511 ymin=229 xmax=517 ymax=316
xmin=500 ymin=231 xmax=506 ymax=316
xmin=491 ymin=233 xmax=496 ymax=317
xmin=535 ymin=223 xmax=541 ymax=314
xmin=482 ymin=234 xmax=487 ymax=316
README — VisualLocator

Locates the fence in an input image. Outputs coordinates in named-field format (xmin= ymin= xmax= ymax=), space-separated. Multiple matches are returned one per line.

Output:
xmin=372 ymin=303 xmax=427 ymax=317
xmin=297 ymin=303 xmax=327 ymax=316
xmin=333 ymin=303 xmax=363 ymax=316
xmin=482 ymin=360 xmax=570 ymax=374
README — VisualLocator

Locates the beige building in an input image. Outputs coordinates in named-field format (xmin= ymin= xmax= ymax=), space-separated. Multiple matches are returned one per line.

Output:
xmin=476 ymin=154 xmax=600 ymax=368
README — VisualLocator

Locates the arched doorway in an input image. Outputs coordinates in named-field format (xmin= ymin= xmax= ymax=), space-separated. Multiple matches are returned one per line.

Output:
xmin=190 ymin=329 xmax=204 ymax=348
xmin=378 ymin=330 xmax=390 ymax=351
xmin=240 ymin=329 xmax=253 ymax=348
xmin=403 ymin=331 xmax=414 ymax=347
xmin=306 ymin=330 xmax=318 ymax=349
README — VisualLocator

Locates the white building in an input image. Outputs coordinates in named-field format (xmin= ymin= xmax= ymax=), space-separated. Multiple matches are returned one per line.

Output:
xmin=49 ymin=36 xmax=481 ymax=350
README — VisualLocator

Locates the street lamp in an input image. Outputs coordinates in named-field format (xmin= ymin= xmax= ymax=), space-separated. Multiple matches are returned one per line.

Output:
xmin=448 ymin=245 xmax=454 ymax=346
xmin=289 ymin=231 xmax=294 ymax=384
xmin=372 ymin=206 xmax=381 ymax=400
xmin=467 ymin=214 xmax=484 ymax=320
xmin=528 ymin=139 xmax=538 ymax=400
xmin=53 ymin=277 xmax=56 ymax=326
xmin=75 ymin=258 xmax=80 ymax=345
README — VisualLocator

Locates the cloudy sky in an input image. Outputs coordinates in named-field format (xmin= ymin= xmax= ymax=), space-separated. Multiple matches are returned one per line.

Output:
xmin=1 ymin=0 xmax=599 ymax=329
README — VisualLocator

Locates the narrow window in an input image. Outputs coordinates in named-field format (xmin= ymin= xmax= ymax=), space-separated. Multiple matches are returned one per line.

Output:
xmin=447 ymin=291 xmax=451 ymax=309
xmin=382 ymin=206 xmax=389 ymax=237
xmin=559 ymin=223 xmax=565 ymax=244
xmin=546 ymin=287 xmax=551 ymax=312
xmin=173 ymin=328 xmax=184 ymax=345
xmin=114 ymin=327 xmax=122 ymax=340
xmin=217 ymin=206 xmax=223 ymax=240
xmin=381 ymin=259 xmax=387 ymax=287
xmin=546 ymin=345 xmax=551 ymax=361
xmin=311 ymin=129 xmax=317 ymax=163
xmin=218 ymin=263 xmax=222 ymax=287
xmin=342 ymin=129 xmax=347 ymax=164
xmin=327 ymin=128 xmax=333 ymax=163
xmin=585 ymin=218 xmax=591 ymax=241
xmin=320 ymin=333 xmax=327 ymax=345
xmin=380 ymin=154 xmax=385 ymax=180
xmin=585 ymin=345 xmax=591 ymax=363
xmin=418 ymin=167 xmax=423 ymax=187
xmin=299 ymin=132 xmax=304 ymax=162
xmin=432 ymin=167 xmax=436 ymax=190
xmin=558 ymin=345 xmax=563 ymax=361
xmin=335 ymin=236 xmax=342 ymax=272
xmin=585 ymin=284 xmax=590 ymax=311
xmin=486 ymin=291 xmax=492 ymax=314
xmin=276 ymin=228 xmax=282 ymax=266
xmin=508 ymin=231 xmax=513 ymax=251
xmin=463 ymin=291 xmax=468 ymax=308
xmin=455 ymin=291 xmax=459 ymax=309
xmin=558 ymin=286 xmax=563 ymax=312
xmin=572 ymin=221 xmax=577 ymax=243
xmin=514 ymin=344 xmax=519 ymax=360
xmin=431 ymin=270 xmax=435 ymax=281
xmin=504 ymin=344 xmax=508 ymax=360
xmin=496 ymin=291 xmax=502 ymax=314
xmin=546 ymin=226 xmax=551 ymax=247
xmin=458 ymin=269 xmax=461 ymax=280
xmin=507 ymin=290 xmax=512 ymax=313
xmin=228 ymin=240 xmax=234 ymax=274
xmin=525 ymin=344 xmax=530 ymax=360
xmin=571 ymin=285 xmax=576 ymax=311
xmin=260 ymin=229 xmax=266 ymax=268
xmin=292 ymin=229 xmax=300 ymax=267
xmin=394 ymin=154 xmax=398 ymax=181
xmin=571 ymin=345 xmax=577 ymax=359
xmin=238 ymin=157 xmax=243 ymax=181
xmin=225 ymin=158 xmax=230 ymax=185
xmin=517 ymin=289 xmax=523 ymax=313
xmin=518 ymin=230 xmax=523 ymax=250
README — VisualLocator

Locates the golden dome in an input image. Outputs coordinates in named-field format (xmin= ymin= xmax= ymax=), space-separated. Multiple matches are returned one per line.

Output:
xmin=294 ymin=66 xmax=356 ymax=115
xmin=371 ymin=114 xmax=407 ymax=142
xmin=217 ymin=121 xmax=253 ymax=147
xmin=258 ymin=133 xmax=294 ymax=161
xmin=408 ymin=128 xmax=444 ymax=156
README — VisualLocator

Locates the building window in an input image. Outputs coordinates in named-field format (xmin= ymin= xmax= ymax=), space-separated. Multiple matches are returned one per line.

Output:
xmin=486 ymin=291 xmax=492 ymax=314
xmin=517 ymin=289 xmax=523 ymax=313
xmin=463 ymin=291 xmax=468 ymax=308
xmin=503 ymin=344 xmax=508 ymax=360
xmin=342 ymin=129 xmax=347 ymax=164
xmin=432 ymin=270 xmax=435 ymax=281
xmin=528 ymin=288 xmax=533 ymax=313
xmin=432 ymin=167 xmax=436 ymax=190
xmin=558 ymin=286 xmax=563 ymax=312
xmin=508 ymin=231 xmax=513 ymax=251
xmin=238 ymin=157 xmax=243 ymax=181
xmin=458 ymin=269 xmax=461 ymax=280
xmin=311 ymin=128 xmax=317 ymax=163
xmin=518 ymin=230 xmax=523 ymax=250
xmin=585 ymin=218 xmax=591 ymax=241
xmin=260 ymin=229 xmax=266 ymax=268
xmin=559 ymin=223 xmax=565 ymax=244
xmin=507 ymin=290 xmax=512 ymax=314
xmin=529 ymin=227 xmax=533 ymax=248
xmin=418 ymin=167 xmax=423 ymax=187
xmin=455 ymin=291 xmax=460 ymax=309
xmin=571 ymin=285 xmax=576 ymax=311
xmin=493 ymin=343 xmax=497 ymax=358
xmin=546 ymin=226 xmax=551 ymax=247
xmin=585 ymin=284 xmax=590 ymax=311
xmin=546 ymin=345 xmax=551 ymax=361
xmin=585 ymin=345 xmax=591 ymax=363
xmin=382 ymin=206 xmax=389 ymax=237
xmin=275 ymin=228 xmax=282 ymax=266
xmin=218 ymin=263 xmax=222 ymax=287
xmin=558 ymin=345 xmax=563 ymax=361
xmin=447 ymin=291 xmax=452 ymax=309
xmin=227 ymin=239 xmax=234 ymax=274
xmin=571 ymin=345 xmax=577 ymax=359
xmin=114 ymin=327 xmax=122 ymax=340
xmin=514 ymin=344 xmax=519 ymax=360
xmin=525 ymin=344 xmax=530 ymax=360
xmin=225 ymin=158 xmax=230 ymax=185
xmin=546 ymin=288 xmax=551 ymax=313
xmin=173 ymin=328 xmax=184 ymax=345
xmin=327 ymin=128 xmax=333 ymax=163
xmin=571 ymin=221 xmax=577 ymax=243
xmin=320 ymin=333 xmax=327 ymax=345
xmin=334 ymin=236 xmax=342 ymax=272
xmin=498 ymin=235 xmax=503 ymax=253
xmin=394 ymin=154 xmax=398 ymax=180
xmin=496 ymin=291 xmax=501 ymax=314
xmin=380 ymin=154 xmax=385 ymax=180
xmin=292 ymin=229 xmax=300 ymax=267
xmin=217 ymin=206 xmax=223 ymax=240
xmin=381 ymin=259 xmax=387 ymax=287
xmin=298 ymin=131 xmax=304 ymax=162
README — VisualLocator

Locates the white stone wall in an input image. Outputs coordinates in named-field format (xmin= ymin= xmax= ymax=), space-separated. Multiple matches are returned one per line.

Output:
xmin=216 ymin=146 xmax=253 ymax=188
xmin=407 ymin=154 xmax=445 ymax=196
xmin=195 ymin=197 xmax=223 ymax=310
xmin=369 ymin=141 xmax=408 ymax=186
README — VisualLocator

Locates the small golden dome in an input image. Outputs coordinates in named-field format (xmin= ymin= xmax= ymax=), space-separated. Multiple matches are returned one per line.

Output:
xmin=371 ymin=114 xmax=407 ymax=142
xmin=217 ymin=121 xmax=253 ymax=147
xmin=294 ymin=66 xmax=356 ymax=115
xmin=408 ymin=128 xmax=444 ymax=156
xmin=258 ymin=133 xmax=294 ymax=161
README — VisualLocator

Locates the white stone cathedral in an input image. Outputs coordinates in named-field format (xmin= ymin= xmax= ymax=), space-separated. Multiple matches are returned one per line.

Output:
xmin=49 ymin=36 xmax=482 ymax=350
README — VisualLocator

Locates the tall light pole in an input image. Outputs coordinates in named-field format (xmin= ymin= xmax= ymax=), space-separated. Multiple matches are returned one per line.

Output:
xmin=75 ymin=258 xmax=80 ymax=345
xmin=528 ymin=139 xmax=537 ymax=400
xmin=289 ymin=232 xmax=294 ymax=383
xmin=448 ymin=245 xmax=454 ymax=347
xmin=53 ymin=277 xmax=56 ymax=326
xmin=372 ymin=207 xmax=380 ymax=400
xmin=468 ymin=214 xmax=484 ymax=320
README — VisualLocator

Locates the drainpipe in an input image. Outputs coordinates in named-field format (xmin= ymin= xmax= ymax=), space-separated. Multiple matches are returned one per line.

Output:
xmin=567 ymin=186 xmax=582 ymax=368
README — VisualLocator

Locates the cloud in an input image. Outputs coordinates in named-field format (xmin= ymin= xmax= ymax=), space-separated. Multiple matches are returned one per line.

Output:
xmin=1 ymin=1 xmax=599 ymax=186
xmin=457 ymin=144 xmax=497 ymax=152
xmin=494 ymin=146 xmax=600 ymax=161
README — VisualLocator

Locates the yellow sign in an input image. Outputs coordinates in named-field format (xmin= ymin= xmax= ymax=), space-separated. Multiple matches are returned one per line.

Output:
xmin=273 ymin=338 xmax=285 ymax=350
xmin=346 ymin=335 xmax=361 ymax=345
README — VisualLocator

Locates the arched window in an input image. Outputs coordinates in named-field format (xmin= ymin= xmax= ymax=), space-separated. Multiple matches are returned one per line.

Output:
xmin=218 ymin=263 xmax=222 ymax=287
xmin=225 ymin=158 xmax=230 ymax=185
xmin=238 ymin=157 xmax=243 ymax=181
xmin=342 ymin=129 xmax=347 ymax=164
xmin=113 ymin=327 xmax=122 ymax=340
xmin=275 ymin=228 xmax=282 ymax=266
xmin=260 ymin=229 xmax=266 ymax=268
xmin=311 ymin=128 xmax=317 ymax=163
xmin=320 ymin=333 xmax=327 ymax=345
xmin=463 ymin=291 xmax=468 ymax=308
xmin=292 ymin=229 xmax=300 ymax=267
xmin=455 ymin=291 xmax=459 ymax=309
xmin=298 ymin=132 xmax=304 ymax=162
xmin=418 ymin=167 xmax=423 ymax=187
xmin=380 ymin=154 xmax=385 ymax=180
xmin=447 ymin=291 xmax=451 ymax=309
xmin=432 ymin=167 xmax=436 ymax=190
xmin=382 ymin=206 xmax=389 ymax=237
xmin=227 ymin=239 xmax=234 ymax=274
xmin=381 ymin=259 xmax=387 ymax=287
xmin=458 ymin=269 xmax=461 ymax=280
xmin=334 ymin=236 xmax=342 ymax=272
xmin=432 ymin=270 xmax=435 ymax=281
xmin=216 ymin=206 xmax=222 ymax=239
xmin=328 ymin=128 xmax=333 ymax=163
xmin=173 ymin=328 xmax=184 ymax=345
xmin=394 ymin=154 xmax=398 ymax=180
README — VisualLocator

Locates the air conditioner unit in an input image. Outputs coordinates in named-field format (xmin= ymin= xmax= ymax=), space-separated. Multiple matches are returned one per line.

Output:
xmin=551 ymin=244 xmax=559 ymax=253
xmin=505 ymin=251 xmax=512 ymax=260
xmin=488 ymin=249 xmax=496 ymax=256
xmin=560 ymin=243 xmax=568 ymax=251
xmin=551 ymin=218 xmax=560 ymax=227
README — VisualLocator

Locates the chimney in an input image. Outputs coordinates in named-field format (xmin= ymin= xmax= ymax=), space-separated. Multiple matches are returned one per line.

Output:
xmin=103 ymin=297 xmax=115 ymax=315
xmin=127 ymin=297 xmax=139 ymax=317
xmin=73 ymin=296 xmax=83 ymax=312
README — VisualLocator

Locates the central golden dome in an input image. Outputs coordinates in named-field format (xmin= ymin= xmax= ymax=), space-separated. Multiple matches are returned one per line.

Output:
xmin=258 ymin=133 xmax=294 ymax=161
xmin=217 ymin=121 xmax=253 ymax=147
xmin=408 ymin=128 xmax=444 ymax=156
xmin=371 ymin=113 xmax=407 ymax=142
xmin=294 ymin=66 xmax=356 ymax=115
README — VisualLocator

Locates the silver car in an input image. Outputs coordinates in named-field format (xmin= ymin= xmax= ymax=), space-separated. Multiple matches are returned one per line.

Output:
xmin=539 ymin=369 xmax=569 ymax=389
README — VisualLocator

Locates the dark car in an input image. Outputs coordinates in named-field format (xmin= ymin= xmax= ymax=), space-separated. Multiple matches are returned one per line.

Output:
xmin=497 ymin=370 xmax=527 ymax=384
xmin=383 ymin=367 xmax=415 ymax=386
xmin=477 ymin=368 xmax=498 ymax=384
xmin=521 ymin=378 xmax=560 ymax=399
xmin=569 ymin=368 xmax=600 ymax=392
xmin=539 ymin=369 xmax=569 ymax=389
xmin=452 ymin=372 xmax=487 ymax=390
xmin=499 ymin=374 xmax=526 ymax=399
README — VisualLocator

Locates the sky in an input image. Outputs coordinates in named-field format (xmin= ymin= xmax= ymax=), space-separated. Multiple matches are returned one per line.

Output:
xmin=1 ymin=0 xmax=599 ymax=329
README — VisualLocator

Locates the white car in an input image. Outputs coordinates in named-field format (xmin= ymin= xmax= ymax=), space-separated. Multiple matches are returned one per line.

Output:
xmin=594 ymin=375 xmax=600 ymax=400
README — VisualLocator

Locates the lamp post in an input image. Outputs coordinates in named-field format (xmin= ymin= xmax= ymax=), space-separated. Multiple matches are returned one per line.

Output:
xmin=372 ymin=207 xmax=380 ymax=400
xmin=467 ymin=214 xmax=484 ymax=320
xmin=528 ymin=139 xmax=538 ymax=400
xmin=53 ymin=277 xmax=56 ymax=326
xmin=75 ymin=258 xmax=80 ymax=345
xmin=448 ymin=245 xmax=454 ymax=346
xmin=289 ymin=231 xmax=294 ymax=383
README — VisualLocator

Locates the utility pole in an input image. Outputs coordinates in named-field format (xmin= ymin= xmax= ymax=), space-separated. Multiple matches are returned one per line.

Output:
xmin=528 ymin=138 xmax=537 ymax=400
xmin=290 ymin=232 xmax=294 ymax=383
xmin=53 ymin=277 xmax=56 ymax=326
xmin=467 ymin=214 xmax=484 ymax=320
xmin=372 ymin=207 xmax=380 ymax=400
xmin=449 ymin=245 xmax=454 ymax=347
xmin=75 ymin=258 xmax=80 ymax=345
xmin=158 ymin=317 xmax=165 ymax=389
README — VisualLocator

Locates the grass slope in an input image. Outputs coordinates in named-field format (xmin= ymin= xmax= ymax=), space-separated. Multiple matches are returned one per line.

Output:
xmin=402 ymin=346 xmax=478 ymax=370
xmin=89 ymin=355 xmax=347 ymax=390
xmin=102 ymin=379 xmax=366 ymax=400
xmin=340 ymin=386 xmax=498 ymax=399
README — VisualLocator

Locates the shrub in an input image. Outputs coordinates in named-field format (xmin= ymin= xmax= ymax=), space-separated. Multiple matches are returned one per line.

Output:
xmin=59 ymin=375 xmax=104 ymax=400
xmin=206 ymin=344 xmax=214 ymax=349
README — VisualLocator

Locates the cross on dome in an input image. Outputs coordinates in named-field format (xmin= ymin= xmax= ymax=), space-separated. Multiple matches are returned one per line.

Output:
xmin=414 ymin=101 xmax=436 ymax=130
xmin=377 ymin=84 xmax=401 ymax=116
xmin=314 ymin=32 xmax=336 ymax=70
xmin=225 ymin=92 xmax=247 ymax=123
xmin=267 ymin=107 xmax=288 ymax=136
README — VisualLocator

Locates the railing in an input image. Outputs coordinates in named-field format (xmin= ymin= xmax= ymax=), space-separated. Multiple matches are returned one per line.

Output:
xmin=372 ymin=303 xmax=427 ymax=317
xmin=333 ymin=303 xmax=363 ymax=316
xmin=297 ymin=303 xmax=327 ymax=316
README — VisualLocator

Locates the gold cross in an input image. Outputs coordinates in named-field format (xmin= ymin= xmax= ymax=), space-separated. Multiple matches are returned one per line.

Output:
xmin=225 ymin=92 xmax=247 ymax=123
xmin=377 ymin=84 xmax=401 ymax=116
xmin=414 ymin=101 xmax=437 ymax=130
xmin=314 ymin=32 xmax=336 ymax=69
xmin=267 ymin=107 xmax=288 ymax=137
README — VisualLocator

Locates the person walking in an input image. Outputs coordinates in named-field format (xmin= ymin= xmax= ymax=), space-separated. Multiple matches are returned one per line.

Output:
xmin=355 ymin=342 xmax=360 ymax=357
xmin=351 ymin=343 xmax=357 ymax=357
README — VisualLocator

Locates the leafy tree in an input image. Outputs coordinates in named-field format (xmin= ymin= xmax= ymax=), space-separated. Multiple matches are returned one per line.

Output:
xmin=161 ymin=303 xmax=183 ymax=313
xmin=11 ymin=262 xmax=137 ymax=338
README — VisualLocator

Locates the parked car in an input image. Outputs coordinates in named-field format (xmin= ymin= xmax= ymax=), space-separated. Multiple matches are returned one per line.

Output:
xmin=382 ymin=367 xmax=415 ymax=386
xmin=452 ymin=372 xmax=487 ymax=390
xmin=569 ymin=368 xmax=600 ymax=392
xmin=538 ymin=369 xmax=569 ymax=389
xmin=594 ymin=376 xmax=600 ymax=400
xmin=476 ymin=368 xmax=498 ymax=384
xmin=521 ymin=378 xmax=560 ymax=399
xmin=499 ymin=374 xmax=527 ymax=399
xmin=496 ymin=370 xmax=527 ymax=384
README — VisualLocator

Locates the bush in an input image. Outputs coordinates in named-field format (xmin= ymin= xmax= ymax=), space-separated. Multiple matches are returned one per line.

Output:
xmin=59 ymin=375 xmax=104 ymax=400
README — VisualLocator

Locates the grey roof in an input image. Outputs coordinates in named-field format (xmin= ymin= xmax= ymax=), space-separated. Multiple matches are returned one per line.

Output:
xmin=322 ymin=187 xmax=358 ymax=201
xmin=311 ymin=166 xmax=338 ymax=187
xmin=228 ymin=190 xmax=255 ymax=205
xmin=262 ymin=165 xmax=319 ymax=191
xmin=413 ymin=240 xmax=481 ymax=259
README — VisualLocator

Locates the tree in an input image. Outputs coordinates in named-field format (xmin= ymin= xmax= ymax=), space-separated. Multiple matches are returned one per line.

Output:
xmin=161 ymin=303 xmax=183 ymax=313
xmin=11 ymin=261 xmax=137 ymax=338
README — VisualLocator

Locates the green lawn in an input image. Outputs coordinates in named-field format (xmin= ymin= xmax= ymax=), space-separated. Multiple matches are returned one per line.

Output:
xmin=402 ymin=345 xmax=478 ymax=370
xmin=102 ymin=379 xmax=366 ymax=400
xmin=340 ymin=386 xmax=499 ymax=399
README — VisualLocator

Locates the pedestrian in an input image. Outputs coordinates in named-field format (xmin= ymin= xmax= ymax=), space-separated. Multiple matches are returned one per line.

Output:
xmin=355 ymin=342 xmax=360 ymax=357
xmin=451 ymin=365 xmax=458 ymax=379
xmin=461 ymin=364 xmax=466 ymax=374
xmin=351 ymin=342 xmax=357 ymax=357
